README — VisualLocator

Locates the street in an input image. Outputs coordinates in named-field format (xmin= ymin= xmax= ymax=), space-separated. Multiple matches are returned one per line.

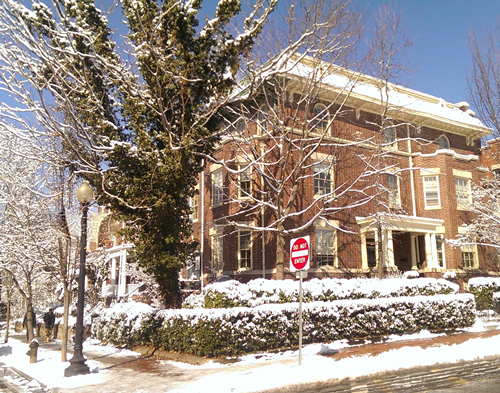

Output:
xmin=284 ymin=356 xmax=500 ymax=392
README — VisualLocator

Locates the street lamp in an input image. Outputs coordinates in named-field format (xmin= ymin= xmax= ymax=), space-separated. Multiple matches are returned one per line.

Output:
xmin=64 ymin=180 xmax=93 ymax=377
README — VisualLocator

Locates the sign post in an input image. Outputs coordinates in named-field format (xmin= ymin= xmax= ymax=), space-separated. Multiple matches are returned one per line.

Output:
xmin=289 ymin=236 xmax=310 ymax=366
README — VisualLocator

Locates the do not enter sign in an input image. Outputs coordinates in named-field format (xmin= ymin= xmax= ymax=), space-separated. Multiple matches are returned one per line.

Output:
xmin=290 ymin=236 xmax=310 ymax=271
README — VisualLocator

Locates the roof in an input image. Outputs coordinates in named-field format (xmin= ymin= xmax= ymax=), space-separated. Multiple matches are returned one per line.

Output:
xmin=237 ymin=54 xmax=492 ymax=138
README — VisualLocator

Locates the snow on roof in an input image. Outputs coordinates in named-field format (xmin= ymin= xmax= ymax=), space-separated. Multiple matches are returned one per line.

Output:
xmin=289 ymin=57 xmax=490 ymax=133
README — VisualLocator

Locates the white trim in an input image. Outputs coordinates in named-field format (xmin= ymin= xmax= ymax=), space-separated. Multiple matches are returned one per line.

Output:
xmin=452 ymin=169 xmax=473 ymax=179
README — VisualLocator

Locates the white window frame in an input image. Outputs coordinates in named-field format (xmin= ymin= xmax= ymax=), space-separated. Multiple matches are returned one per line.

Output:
xmin=211 ymin=235 xmax=223 ymax=273
xmin=313 ymin=161 xmax=333 ymax=196
xmin=423 ymin=175 xmax=440 ymax=208
xmin=211 ymin=169 xmax=223 ymax=206
xmin=190 ymin=193 xmax=198 ymax=221
xmin=461 ymin=243 xmax=477 ymax=269
xmin=315 ymin=228 xmax=337 ymax=267
xmin=238 ymin=164 xmax=252 ymax=199
xmin=455 ymin=177 xmax=471 ymax=208
xmin=436 ymin=234 xmax=445 ymax=268
xmin=387 ymin=173 xmax=400 ymax=208
xmin=238 ymin=229 xmax=252 ymax=270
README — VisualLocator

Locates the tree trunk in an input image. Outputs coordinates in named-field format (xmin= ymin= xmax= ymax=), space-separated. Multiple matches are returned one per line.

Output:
xmin=275 ymin=226 xmax=285 ymax=280
xmin=3 ymin=298 xmax=10 ymax=344
xmin=26 ymin=302 xmax=35 ymax=342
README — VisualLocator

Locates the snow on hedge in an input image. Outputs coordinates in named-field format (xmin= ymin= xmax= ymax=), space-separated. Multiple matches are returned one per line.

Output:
xmin=468 ymin=277 xmax=500 ymax=289
xmin=93 ymin=293 xmax=475 ymax=357
xmin=183 ymin=277 xmax=459 ymax=309
xmin=468 ymin=277 xmax=500 ymax=310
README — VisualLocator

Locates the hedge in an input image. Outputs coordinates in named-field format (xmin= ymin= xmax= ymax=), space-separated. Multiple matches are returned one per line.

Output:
xmin=93 ymin=294 xmax=475 ymax=357
xmin=183 ymin=278 xmax=459 ymax=309
xmin=468 ymin=277 xmax=500 ymax=310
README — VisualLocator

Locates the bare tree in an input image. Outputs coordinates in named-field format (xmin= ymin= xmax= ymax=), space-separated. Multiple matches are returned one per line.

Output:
xmin=468 ymin=24 xmax=500 ymax=137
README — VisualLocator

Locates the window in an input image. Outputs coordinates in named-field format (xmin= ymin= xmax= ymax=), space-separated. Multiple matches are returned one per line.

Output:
xmin=461 ymin=244 xmax=476 ymax=269
xmin=438 ymin=135 xmax=450 ymax=149
xmin=382 ymin=126 xmax=396 ymax=148
xmin=212 ymin=169 xmax=223 ymax=206
xmin=238 ymin=230 xmax=252 ymax=269
xmin=436 ymin=235 xmax=445 ymax=268
xmin=211 ymin=235 xmax=223 ymax=272
xmin=313 ymin=103 xmax=329 ymax=132
xmin=314 ymin=162 xmax=333 ymax=196
xmin=236 ymin=119 xmax=245 ymax=134
xmin=190 ymin=194 xmax=198 ymax=221
xmin=455 ymin=177 xmax=470 ymax=207
xmin=387 ymin=174 xmax=399 ymax=208
xmin=239 ymin=165 xmax=251 ymax=198
xmin=494 ymin=168 xmax=500 ymax=179
xmin=257 ymin=104 xmax=269 ymax=134
xmin=366 ymin=240 xmax=377 ymax=268
xmin=316 ymin=229 xmax=336 ymax=266
xmin=423 ymin=176 xmax=440 ymax=207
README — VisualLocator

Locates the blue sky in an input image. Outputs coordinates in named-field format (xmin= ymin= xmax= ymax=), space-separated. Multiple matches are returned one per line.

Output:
xmin=360 ymin=0 xmax=500 ymax=105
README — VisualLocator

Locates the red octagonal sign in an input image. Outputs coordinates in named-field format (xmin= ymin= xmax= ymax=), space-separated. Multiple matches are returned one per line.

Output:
xmin=290 ymin=236 xmax=310 ymax=271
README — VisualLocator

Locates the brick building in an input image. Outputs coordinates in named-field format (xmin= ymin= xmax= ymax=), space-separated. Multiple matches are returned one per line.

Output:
xmin=190 ymin=56 xmax=498 ymax=285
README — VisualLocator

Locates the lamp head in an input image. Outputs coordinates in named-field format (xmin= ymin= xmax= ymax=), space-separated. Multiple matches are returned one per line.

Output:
xmin=76 ymin=180 xmax=94 ymax=204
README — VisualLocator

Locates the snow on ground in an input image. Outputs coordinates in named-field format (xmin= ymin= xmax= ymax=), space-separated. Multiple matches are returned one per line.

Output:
xmin=1 ymin=318 xmax=500 ymax=392
xmin=0 ymin=336 xmax=139 ymax=391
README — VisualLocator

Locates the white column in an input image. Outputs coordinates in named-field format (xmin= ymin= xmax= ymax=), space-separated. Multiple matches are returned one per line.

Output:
xmin=381 ymin=230 xmax=388 ymax=268
xmin=430 ymin=233 xmax=438 ymax=269
xmin=387 ymin=230 xmax=395 ymax=267
xmin=424 ymin=233 xmax=432 ymax=268
xmin=111 ymin=257 xmax=117 ymax=285
xmin=361 ymin=232 xmax=368 ymax=269
xmin=119 ymin=250 xmax=127 ymax=296
xmin=374 ymin=230 xmax=380 ymax=269
xmin=410 ymin=235 xmax=417 ymax=269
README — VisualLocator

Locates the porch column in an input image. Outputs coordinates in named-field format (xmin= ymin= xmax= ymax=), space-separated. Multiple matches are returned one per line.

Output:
xmin=410 ymin=235 xmax=417 ymax=269
xmin=430 ymin=233 xmax=438 ymax=269
xmin=119 ymin=250 xmax=127 ymax=296
xmin=361 ymin=232 xmax=368 ymax=269
xmin=424 ymin=233 xmax=432 ymax=268
xmin=381 ymin=230 xmax=388 ymax=268
xmin=387 ymin=230 xmax=395 ymax=268
xmin=374 ymin=229 xmax=380 ymax=268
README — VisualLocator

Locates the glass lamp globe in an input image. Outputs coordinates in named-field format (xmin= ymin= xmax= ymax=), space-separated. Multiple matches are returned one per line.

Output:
xmin=76 ymin=180 xmax=93 ymax=204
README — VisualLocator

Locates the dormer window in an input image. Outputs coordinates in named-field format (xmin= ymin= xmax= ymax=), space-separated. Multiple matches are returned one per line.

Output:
xmin=382 ymin=125 xmax=396 ymax=148
xmin=312 ymin=103 xmax=329 ymax=132
xmin=438 ymin=135 xmax=450 ymax=149
xmin=257 ymin=104 xmax=269 ymax=134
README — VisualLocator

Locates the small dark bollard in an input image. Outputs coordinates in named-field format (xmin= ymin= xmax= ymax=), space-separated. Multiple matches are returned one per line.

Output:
xmin=29 ymin=340 xmax=39 ymax=363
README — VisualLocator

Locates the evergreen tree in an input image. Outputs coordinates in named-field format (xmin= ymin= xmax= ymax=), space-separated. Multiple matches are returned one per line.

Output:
xmin=103 ymin=0 xmax=276 ymax=306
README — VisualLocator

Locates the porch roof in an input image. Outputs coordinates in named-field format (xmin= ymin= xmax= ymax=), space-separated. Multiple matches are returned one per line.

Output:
xmin=356 ymin=213 xmax=444 ymax=233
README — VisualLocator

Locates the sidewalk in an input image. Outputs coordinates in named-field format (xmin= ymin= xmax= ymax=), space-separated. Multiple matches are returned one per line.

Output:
xmin=3 ymin=326 xmax=500 ymax=393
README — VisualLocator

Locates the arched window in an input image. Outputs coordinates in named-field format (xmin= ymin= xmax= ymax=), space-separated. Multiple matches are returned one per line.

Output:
xmin=438 ymin=135 xmax=450 ymax=149
xmin=257 ymin=104 xmax=269 ymax=134
xmin=313 ymin=103 xmax=329 ymax=132
xmin=235 ymin=119 xmax=245 ymax=134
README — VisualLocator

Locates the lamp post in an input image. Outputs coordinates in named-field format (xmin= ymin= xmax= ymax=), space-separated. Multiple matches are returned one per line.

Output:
xmin=65 ymin=181 xmax=93 ymax=377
